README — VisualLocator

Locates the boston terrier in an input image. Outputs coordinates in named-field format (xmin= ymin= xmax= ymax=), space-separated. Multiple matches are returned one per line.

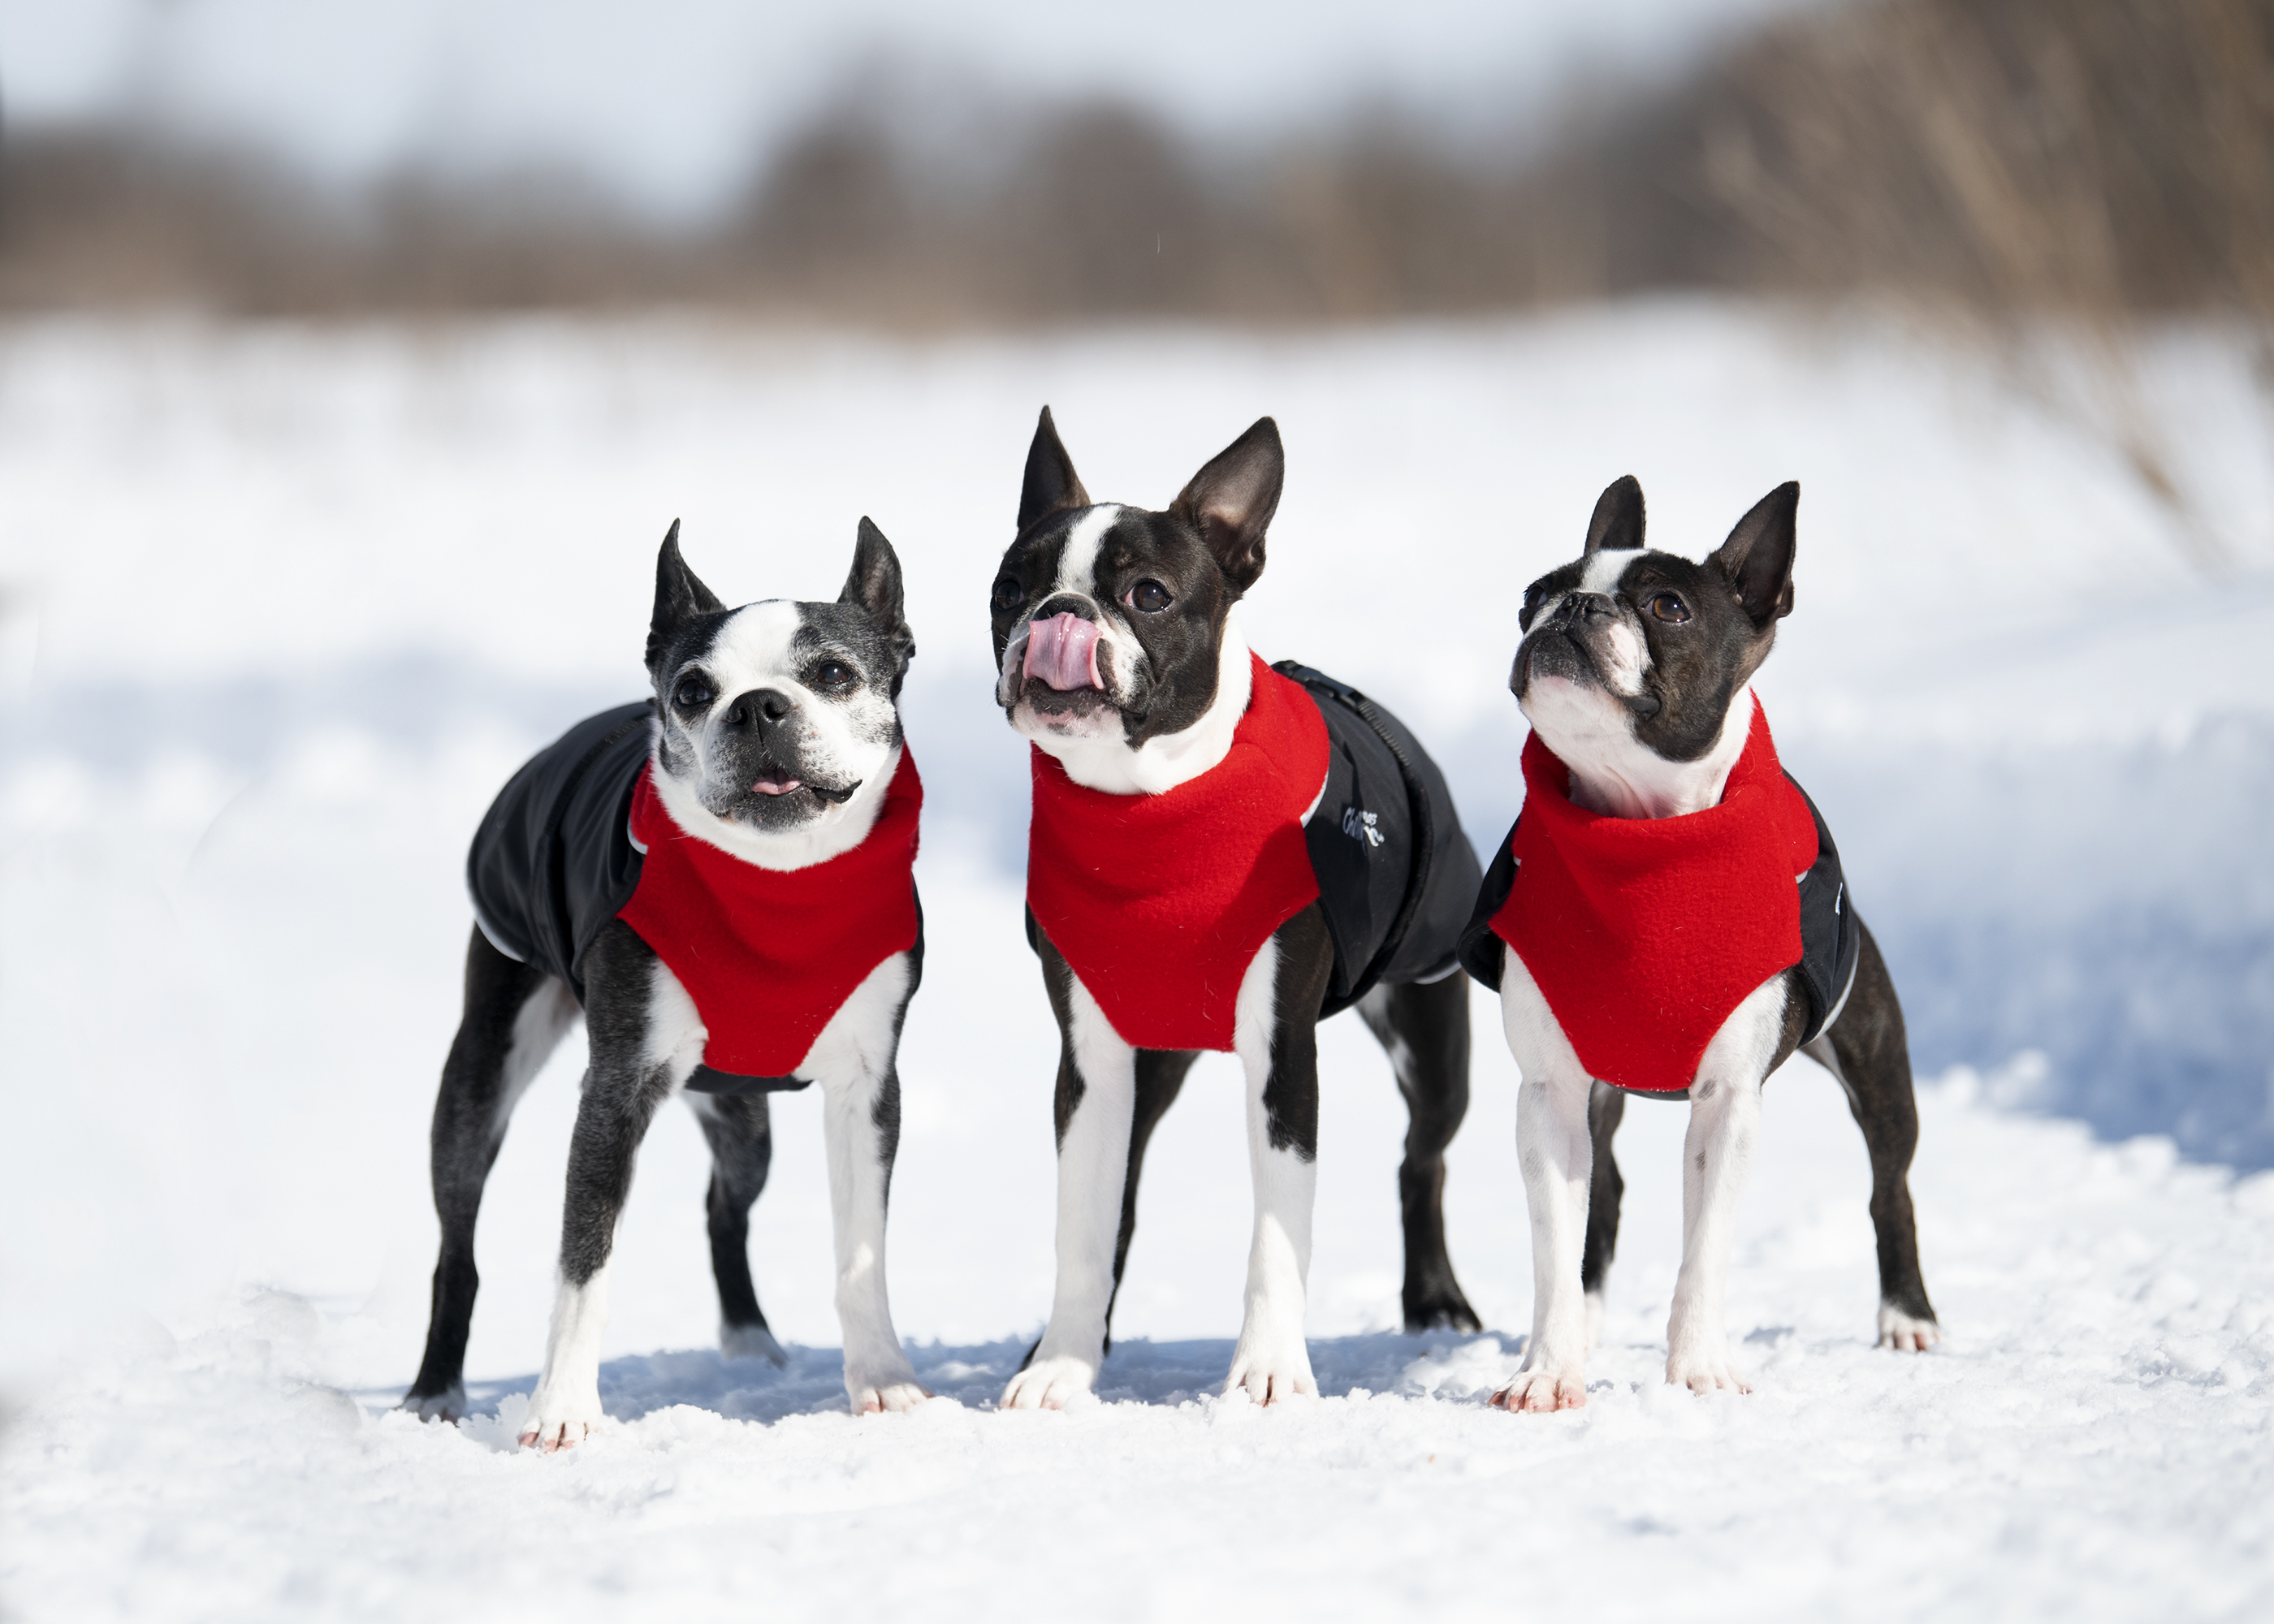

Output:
xmin=1458 ymin=476 xmax=1940 ymax=1410
xmin=401 ymin=519 xmax=932 ymax=1449
xmin=990 ymin=408 xmax=1485 ymax=1409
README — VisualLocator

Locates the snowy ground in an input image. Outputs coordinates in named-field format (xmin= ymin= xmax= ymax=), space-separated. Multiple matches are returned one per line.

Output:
xmin=2 ymin=305 xmax=2271 ymax=1619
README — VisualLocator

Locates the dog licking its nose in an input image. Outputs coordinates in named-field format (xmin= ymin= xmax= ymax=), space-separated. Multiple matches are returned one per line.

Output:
xmin=1024 ymin=612 xmax=1103 ymax=691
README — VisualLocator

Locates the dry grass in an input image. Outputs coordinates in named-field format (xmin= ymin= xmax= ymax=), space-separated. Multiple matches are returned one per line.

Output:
xmin=2 ymin=2 xmax=2265 ymax=372
xmin=1692 ymin=0 xmax=2274 ymax=559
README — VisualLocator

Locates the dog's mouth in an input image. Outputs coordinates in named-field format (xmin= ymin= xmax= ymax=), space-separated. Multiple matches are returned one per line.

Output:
xmin=1018 ymin=676 xmax=1116 ymax=717
xmin=1009 ymin=611 xmax=1122 ymax=723
xmin=1516 ymin=632 xmax=1662 ymax=720
xmin=1514 ymin=628 xmax=1595 ymax=695
xmin=750 ymin=761 xmax=861 ymax=806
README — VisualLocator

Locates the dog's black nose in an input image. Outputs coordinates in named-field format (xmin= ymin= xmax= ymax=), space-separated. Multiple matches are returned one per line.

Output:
xmin=723 ymin=688 xmax=796 ymax=730
xmin=1032 ymin=594 xmax=1096 ymax=624
xmin=1563 ymin=592 xmax=1615 ymax=623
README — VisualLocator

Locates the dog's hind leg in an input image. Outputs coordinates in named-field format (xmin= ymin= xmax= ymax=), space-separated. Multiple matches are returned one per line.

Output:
xmin=520 ymin=922 xmax=695 ymax=1452
xmin=686 ymin=1091 xmax=786 ymax=1367
xmin=1803 ymin=918 xmax=1939 ymax=1351
xmin=404 ymin=926 xmax=578 ymax=1423
xmin=1101 ymin=1047 xmax=1200 ymax=1350
xmin=1580 ymin=1080 xmax=1628 ymax=1352
xmin=1357 ymin=974 xmax=1481 ymax=1333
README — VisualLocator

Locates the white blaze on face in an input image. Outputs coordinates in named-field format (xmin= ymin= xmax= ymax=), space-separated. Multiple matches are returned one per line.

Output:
xmin=1000 ymin=504 xmax=1129 ymax=706
xmin=1053 ymin=504 xmax=1121 ymax=598
xmin=702 ymin=598 xmax=798 ymax=703
xmin=1051 ymin=505 xmax=1144 ymax=702
xmin=1576 ymin=551 xmax=1650 ymax=698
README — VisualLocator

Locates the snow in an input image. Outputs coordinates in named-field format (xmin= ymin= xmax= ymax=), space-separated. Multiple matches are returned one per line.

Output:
xmin=11 ymin=1068 xmax=2274 ymax=1621
xmin=2 ymin=304 xmax=2272 ymax=1619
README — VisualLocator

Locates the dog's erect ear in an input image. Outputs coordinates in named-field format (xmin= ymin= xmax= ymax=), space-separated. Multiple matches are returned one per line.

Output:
xmin=648 ymin=520 xmax=724 ymax=669
xmin=1584 ymin=475 xmax=1645 ymax=555
xmin=1018 ymin=405 xmax=1092 ymax=533
xmin=1707 ymin=482 xmax=1799 ymax=624
xmin=841 ymin=516 xmax=906 ymax=628
xmin=1170 ymin=416 xmax=1284 ymax=595
xmin=842 ymin=516 xmax=917 ymax=673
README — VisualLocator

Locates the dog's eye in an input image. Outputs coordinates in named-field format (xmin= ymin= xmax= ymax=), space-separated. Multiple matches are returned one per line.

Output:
xmin=1126 ymin=579 xmax=1174 ymax=613
xmin=1649 ymin=593 xmax=1691 ymax=624
xmin=672 ymin=676 xmax=713 ymax=710
xmin=811 ymin=659 xmax=857 ymax=693
xmin=991 ymin=577 xmax=1022 ymax=615
xmin=1520 ymin=584 xmax=1546 ymax=631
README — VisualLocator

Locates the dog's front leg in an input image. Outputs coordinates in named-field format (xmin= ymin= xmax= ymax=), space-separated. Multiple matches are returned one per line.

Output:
xmin=1001 ymin=957 xmax=1135 ymax=1410
xmin=809 ymin=954 xmax=929 ymax=1414
xmin=521 ymin=927 xmax=697 ymax=1451
xmin=1225 ymin=907 xmax=1333 ymax=1405
xmin=1664 ymin=974 xmax=1786 ymax=1395
xmin=1492 ymin=948 xmax=1595 ymax=1413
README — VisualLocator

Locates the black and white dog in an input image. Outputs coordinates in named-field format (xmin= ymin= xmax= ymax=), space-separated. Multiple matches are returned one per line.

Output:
xmin=1459 ymin=477 xmax=1939 ymax=1411
xmin=989 ymin=408 xmax=1484 ymax=1409
xmin=402 ymin=520 xmax=932 ymax=1449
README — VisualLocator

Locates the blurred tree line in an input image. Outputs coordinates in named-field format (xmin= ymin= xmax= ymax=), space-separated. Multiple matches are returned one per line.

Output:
xmin=2 ymin=0 xmax=2267 ymax=334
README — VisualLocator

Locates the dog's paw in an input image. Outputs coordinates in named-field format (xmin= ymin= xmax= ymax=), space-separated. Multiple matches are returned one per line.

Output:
xmin=1001 ymin=1355 xmax=1098 ymax=1410
xmin=400 ymin=1383 xmax=466 ymax=1423
xmin=1665 ymin=1343 xmax=1751 ymax=1396
xmin=1877 ymin=1305 xmax=1942 ymax=1353
xmin=1489 ymin=1366 xmax=1588 ymax=1413
xmin=517 ymin=1389 xmax=604 ymax=1453
xmin=1402 ymin=1281 xmax=1483 ymax=1335
xmin=721 ymin=1322 xmax=789 ymax=1367
xmin=1223 ymin=1339 xmax=1317 ymax=1406
xmin=847 ymin=1374 xmax=932 ymax=1415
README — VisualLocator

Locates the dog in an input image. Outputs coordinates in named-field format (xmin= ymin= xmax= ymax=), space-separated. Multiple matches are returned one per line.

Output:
xmin=989 ymin=407 xmax=1485 ymax=1408
xmin=1457 ymin=475 xmax=1940 ymax=1411
xmin=401 ymin=518 xmax=932 ymax=1448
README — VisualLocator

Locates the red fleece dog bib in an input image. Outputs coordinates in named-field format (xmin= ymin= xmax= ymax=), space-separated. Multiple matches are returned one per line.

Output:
xmin=1027 ymin=654 xmax=1329 ymax=1052
xmin=619 ymin=749 xmax=923 ymax=1077
xmin=1490 ymin=698 xmax=1819 ymax=1093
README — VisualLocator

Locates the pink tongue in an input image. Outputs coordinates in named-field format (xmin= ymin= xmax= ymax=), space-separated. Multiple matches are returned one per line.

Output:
xmin=1022 ymin=612 xmax=1102 ymax=691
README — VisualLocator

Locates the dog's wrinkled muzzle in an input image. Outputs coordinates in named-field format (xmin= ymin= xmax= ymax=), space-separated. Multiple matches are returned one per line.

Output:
xmin=1022 ymin=612 xmax=1103 ymax=692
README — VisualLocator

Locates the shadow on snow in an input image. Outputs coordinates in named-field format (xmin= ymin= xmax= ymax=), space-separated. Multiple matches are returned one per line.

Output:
xmin=361 ymin=1331 xmax=1525 ymax=1426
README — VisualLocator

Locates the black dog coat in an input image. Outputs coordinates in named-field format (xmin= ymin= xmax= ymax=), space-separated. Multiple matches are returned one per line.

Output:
xmin=1275 ymin=662 xmax=1485 ymax=1016
xmin=464 ymin=700 xmax=925 ymax=1095
xmin=1019 ymin=662 xmax=1481 ymax=1022
xmin=466 ymin=701 xmax=653 ymax=1000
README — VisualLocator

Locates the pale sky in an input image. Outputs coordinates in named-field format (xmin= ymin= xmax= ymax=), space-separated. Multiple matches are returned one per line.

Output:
xmin=0 ymin=0 xmax=1822 ymax=219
